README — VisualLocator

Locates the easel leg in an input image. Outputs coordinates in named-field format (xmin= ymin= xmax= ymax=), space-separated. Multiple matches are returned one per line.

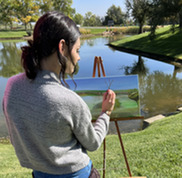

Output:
xmin=114 ymin=121 xmax=132 ymax=177
xmin=103 ymin=139 xmax=106 ymax=178
xmin=92 ymin=57 xmax=97 ymax=78
xmin=92 ymin=56 xmax=106 ymax=177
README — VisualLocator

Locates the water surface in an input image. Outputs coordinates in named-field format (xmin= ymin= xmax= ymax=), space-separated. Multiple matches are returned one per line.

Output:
xmin=1 ymin=35 xmax=182 ymax=136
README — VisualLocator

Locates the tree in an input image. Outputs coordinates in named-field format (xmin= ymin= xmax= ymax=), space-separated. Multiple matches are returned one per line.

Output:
xmin=179 ymin=2 xmax=182 ymax=28
xmin=160 ymin=0 xmax=182 ymax=29
xmin=73 ymin=13 xmax=84 ymax=26
xmin=83 ymin=12 xmax=97 ymax=26
xmin=125 ymin=0 xmax=150 ymax=34
xmin=0 ymin=0 xmax=41 ymax=30
xmin=39 ymin=0 xmax=53 ymax=13
xmin=105 ymin=5 xmax=125 ymax=25
xmin=52 ymin=0 xmax=75 ymax=17
xmin=0 ymin=0 xmax=15 ymax=29
xmin=14 ymin=0 xmax=40 ymax=30
xmin=149 ymin=0 xmax=182 ymax=39
xmin=95 ymin=16 xmax=102 ymax=26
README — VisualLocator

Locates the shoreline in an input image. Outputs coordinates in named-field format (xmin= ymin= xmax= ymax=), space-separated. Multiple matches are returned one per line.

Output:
xmin=108 ymin=44 xmax=182 ymax=67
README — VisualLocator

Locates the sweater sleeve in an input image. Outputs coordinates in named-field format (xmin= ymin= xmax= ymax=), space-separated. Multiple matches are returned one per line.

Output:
xmin=70 ymin=92 xmax=110 ymax=152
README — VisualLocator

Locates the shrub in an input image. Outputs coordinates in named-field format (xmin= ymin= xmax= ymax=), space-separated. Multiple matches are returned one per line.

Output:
xmin=112 ymin=26 xmax=151 ymax=35
xmin=79 ymin=28 xmax=91 ymax=35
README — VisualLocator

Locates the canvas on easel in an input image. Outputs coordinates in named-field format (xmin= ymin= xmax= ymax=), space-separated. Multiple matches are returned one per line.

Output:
xmin=66 ymin=75 xmax=141 ymax=120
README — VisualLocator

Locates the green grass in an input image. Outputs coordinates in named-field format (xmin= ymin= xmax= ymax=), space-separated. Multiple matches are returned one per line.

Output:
xmin=0 ymin=28 xmax=107 ymax=38
xmin=0 ymin=144 xmax=32 ymax=177
xmin=0 ymin=26 xmax=150 ymax=38
xmin=0 ymin=30 xmax=28 ymax=39
xmin=79 ymin=28 xmax=107 ymax=35
xmin=89 ymin=114 xmax=182 ymax=177
xmin=111 ymin=25 xmax=182 ymax=60
xmin=87 ymin=28 xmax=106 ymax=34
xmin=0 ymin=113 xmax=181 ymax=177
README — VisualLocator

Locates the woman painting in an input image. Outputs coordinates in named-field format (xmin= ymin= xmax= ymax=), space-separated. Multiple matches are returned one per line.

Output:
xmin=3 ymin=11 xmax=115 ymax=178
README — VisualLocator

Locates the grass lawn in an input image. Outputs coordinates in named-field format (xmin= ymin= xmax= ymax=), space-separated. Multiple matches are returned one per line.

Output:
xmin=0 ymin=31 xmax=27 ymax=39
xmin=0 ymin=113 xmax=181 ymax=177
xmin=87 ymin=28 xmax=106 ymax=34
xmin=0 ymin=28 xmax=107 ymax=39
xmin=110 ymin=25 xmax=182 ymax=60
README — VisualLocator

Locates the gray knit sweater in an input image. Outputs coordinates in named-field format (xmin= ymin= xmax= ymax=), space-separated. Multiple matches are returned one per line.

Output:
xmin=2 ymin=71 xmax=110 ymax=175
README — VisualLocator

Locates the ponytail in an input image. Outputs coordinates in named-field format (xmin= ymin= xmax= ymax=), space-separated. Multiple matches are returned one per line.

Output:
xmin=21 ymin=40 xmax=39 ymax=79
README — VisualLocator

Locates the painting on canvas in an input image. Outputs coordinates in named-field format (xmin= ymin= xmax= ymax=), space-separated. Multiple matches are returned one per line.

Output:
xmin=66 ymin=75 xmax=140 ymax=120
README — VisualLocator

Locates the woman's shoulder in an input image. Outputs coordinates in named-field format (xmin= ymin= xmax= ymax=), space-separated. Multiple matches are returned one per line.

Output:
xmin=50 ymin=84 xmax=85 ymax=105
xmin=8 ymin=73 xmax=26 ymax=81
xmin=6 ymin=73 xmax=26 ymax=88
xmin=47 ymin=83 xmax=88 ymax=110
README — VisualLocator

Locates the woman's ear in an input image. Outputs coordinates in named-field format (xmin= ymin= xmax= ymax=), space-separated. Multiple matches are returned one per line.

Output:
xmin=58 ymin=39 xmax=66 ymax=55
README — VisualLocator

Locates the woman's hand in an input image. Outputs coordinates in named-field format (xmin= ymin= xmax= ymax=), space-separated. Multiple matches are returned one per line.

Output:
xmin=102 ymin=89 xmax=116 ymax=116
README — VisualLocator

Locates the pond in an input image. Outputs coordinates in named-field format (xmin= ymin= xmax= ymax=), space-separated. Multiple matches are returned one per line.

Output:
xmin=1 ymin=35 xmax=182 ymax=136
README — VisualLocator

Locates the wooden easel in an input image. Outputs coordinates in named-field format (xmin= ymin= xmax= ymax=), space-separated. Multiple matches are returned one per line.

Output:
xmin=92 ymin=56 xmax=146 ymax=178
xmin=92 ymin=56 xmax=106 ymax=78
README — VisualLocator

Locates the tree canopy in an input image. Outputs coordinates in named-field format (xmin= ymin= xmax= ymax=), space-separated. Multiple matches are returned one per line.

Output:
xmin=125 ymin=0 xmax=182 ymax=36
xmin=0 ymin=0 xmax=75 ymax=30
xmin=105 ymin=5 xmax=125 ymax=25
xmin=1 ymin=0 xmax=182 ymax=31
xmin=126 ymin=0 xmax=151 ymax=34
xmin=52 ymin=0 xmax=74 ymax=17
xmin=73 ymin=13 xmax=84 ymax=26
xmin=83 ymin=12 xmax=102 ymax=26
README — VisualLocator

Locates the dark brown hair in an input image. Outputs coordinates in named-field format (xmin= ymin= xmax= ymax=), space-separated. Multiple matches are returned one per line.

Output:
xmin=21 ymin=11 xmax=80 ymax=83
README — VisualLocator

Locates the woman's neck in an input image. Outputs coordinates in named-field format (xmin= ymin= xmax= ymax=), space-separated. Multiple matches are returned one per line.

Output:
xmin=40 ymin=52 xmax=61 ymax=76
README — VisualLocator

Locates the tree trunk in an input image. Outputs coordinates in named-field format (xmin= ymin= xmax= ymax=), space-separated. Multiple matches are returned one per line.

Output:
xmin=138 ymin=23 xmax=143 ymax=34
xmin=29 ymin=23 xmax=32 ymax=30
xmin=179 ymin=9 xmax=182 ymax=30
xmin=10 ymin=23 xmax=13 ymax=30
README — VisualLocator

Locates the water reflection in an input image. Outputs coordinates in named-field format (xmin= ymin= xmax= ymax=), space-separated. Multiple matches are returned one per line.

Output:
xmin=82 ymin=39 xmax=95 ymax=47
xmin=0 ymin=42 xmax=23 ymax=77
xmin=119 ymin=55 xmax=182 ymax=117
xmin=173 ymin=66 xmax=182 ymax=78
xmin=140 ymin=71 xmax=182 ymax=117
xmin=121 ymin=56 xmax=149 ymax=76
xmin=81 ymin=35 xmax=125 ymax=48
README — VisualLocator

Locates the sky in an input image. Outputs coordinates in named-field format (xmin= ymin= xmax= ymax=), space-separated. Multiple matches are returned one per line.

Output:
xmin=66 ymin=75 xmax=139 ymax=91
xmin=72 ymin=0 xmax=126 ymax=17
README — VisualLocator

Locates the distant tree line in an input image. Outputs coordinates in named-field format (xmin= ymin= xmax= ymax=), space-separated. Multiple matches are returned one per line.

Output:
xmin=0 ymin=0 xmax=182 ymax=37
xmin=0 ymin=0 xmax=75 ymax=30
xmin=0 ymin=0 xmax=126 ymax=30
